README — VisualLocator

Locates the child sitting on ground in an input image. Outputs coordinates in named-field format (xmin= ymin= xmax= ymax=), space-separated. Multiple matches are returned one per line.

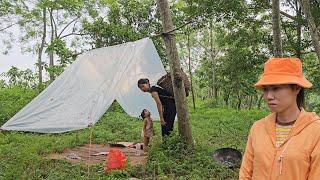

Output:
xmin=140 ymin=109 xmax=154 ymax=153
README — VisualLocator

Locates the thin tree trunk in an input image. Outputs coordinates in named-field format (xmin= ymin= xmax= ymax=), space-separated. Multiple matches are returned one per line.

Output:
xmin=210 ymin=89 xmax=214 ymax=98
xmin=157 ymin=0 xmax=193 ymax=144
xmin=299 ymin=0 xmax=320 ymax=63
xmin=272 ymin=0 xmax=283 ymax=57
xmin=203 ymin=37 xmax=210 ymax=99
xmin=187 ymin=33 xmax=196 ymax=110
xmin=249 ymin=95 xmax=253 ymax=110
xmin=237 ymin=92 xmax=242 ymax=110
xmin=224 ymin=91 xmax=230 ymax=107
xmin=209 ymin=20 xmax=217 ymax=99
xmin=38 ymin=8 xmax=46 ymax=89
xmin=296 ymin=0 xmax=302 ymax=59
xmin=257 ymin=94 xmax=263 ymax=109
xmin=214 ymin=86 xmax=218 ymax=100
xmin=49 ymin=9 xmax=55 ymax=82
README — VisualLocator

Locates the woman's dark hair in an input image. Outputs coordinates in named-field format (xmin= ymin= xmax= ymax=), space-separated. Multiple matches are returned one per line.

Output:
xmin=290 ymin=84 xmax=305 ymax=109
xmin=140 ymin=109 xmax=148 ymax=119
xmin=137 ymin=78 xmax=149 ymax=87
xmin=297 ymin=88 xmax=305 ymax=109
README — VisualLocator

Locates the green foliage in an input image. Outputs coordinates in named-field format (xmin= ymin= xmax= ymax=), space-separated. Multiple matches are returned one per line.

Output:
xmin=0 ymin=80 xmax=7 ymax=88
xmin=81 ymin=0 xmax=155 ymax=46
xmin=1 ymin=66 xmax=38 ymax=88
xmin=44 ymin=38 xmax=75 ymax=77
xmin=193 ymin=19 xmax=269 ymax=108
xmin=130 ymin=106 xmax=268 ymax=179
xmin=0 ymin=87 xmax=38 ymax=125
xmin=1 ymin=0 xmax=319 ymax=106
xmin=132 ymin=134 xmax=239 ymax=179
xmin=82 ymin=18 xmax=141 ymax=48
xmin=81 ymin=0 xmax=169 ymax=67
xmin=0 ymin=102 xmax=143 ymax=179
xmin=0 ymin=87 xmax=270 ymax=179
xmin=177 ymin=0 xmax=320 ymax=110
xmin=303 ymin=53 xmax=320 ymax=113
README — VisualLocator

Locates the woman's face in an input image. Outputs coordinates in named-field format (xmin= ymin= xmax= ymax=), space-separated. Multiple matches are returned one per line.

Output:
xmin=262 ymin=84 xmax=300 ymax=113
xmin=138 ymin=83 xmax=150 ymax=92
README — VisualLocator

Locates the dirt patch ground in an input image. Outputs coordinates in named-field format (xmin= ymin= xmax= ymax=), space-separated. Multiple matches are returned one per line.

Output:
xmin=47 ymin=142 xmax=147 ymax=166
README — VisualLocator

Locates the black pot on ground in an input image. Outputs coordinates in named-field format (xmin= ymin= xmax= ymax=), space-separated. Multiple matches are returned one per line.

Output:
xmin=212 ymin=147 xmax=242 ymax=169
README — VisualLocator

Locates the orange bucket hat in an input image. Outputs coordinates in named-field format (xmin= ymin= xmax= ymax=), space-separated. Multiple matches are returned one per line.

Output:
xmin=254 ymin=57 xmax=313 ymax=90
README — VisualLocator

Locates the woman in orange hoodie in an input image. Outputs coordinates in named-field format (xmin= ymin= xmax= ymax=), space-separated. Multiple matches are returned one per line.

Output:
xmin=239 ymin=58 xmax=320 ymax=180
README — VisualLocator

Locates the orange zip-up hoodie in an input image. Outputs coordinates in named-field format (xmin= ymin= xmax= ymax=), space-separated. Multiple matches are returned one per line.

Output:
xmin=239 ymin=109 xmax=320 ymax=180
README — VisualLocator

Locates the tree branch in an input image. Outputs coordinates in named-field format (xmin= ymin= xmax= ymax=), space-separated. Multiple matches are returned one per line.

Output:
xmin=54 ymin=9 xmax=59 ymax=37
xmin=194 ymin=38 xmax=220 ymax=58
xmin=65 ymin=51 xmax=83 ymax=59
xmin=152 ymin=19 xmax=195 ymax=37
xmin=300 ymin=50 xmax=315 ymax=55
xmin=49 ymin=8 xmax=58 ymax=38
xmin=261 ymin=0 xmax=306 ymax=25
xmin=287 ymin=0 xmax=298 ymax=11
xmin=60 ymin=33 xmax=88 ymax=39
xmin=280 ymin=11 xmax=297 ymax=21
xmin=58 ymin=17 xmax=79 ymax=38
xmin=0 ymin=22 xmax=20 ymax=32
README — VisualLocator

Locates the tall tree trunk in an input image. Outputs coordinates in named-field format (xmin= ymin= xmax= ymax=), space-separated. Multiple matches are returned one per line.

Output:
xmin=296 ymin=0 xmax=302 ymax=59
xmin=49 ymin=9 xmax=55 ymax=82
xmin=187 ymin=33 xmax=196 ymax=110
xmin=257 ymin=94 xmax=263 ymax=109
xmin=209 ymin=20 xmax=217 ymax=99
xmin=224 ymin=91 xmax=230 ymax=107
xmin=272 ymin=0 xmax=283 ymax=57
xmin=249 ymin=95 xmax=253 ymax=110
xmin=38 ymin=8 xmax=46 ymax=89
xmin=237 ymin=92 xmax=242 ymax=110
xmin=202 ymin=37 xmax=210 ymax=99
xmin=157 ymin=0 xmax=193 ymax=144
xmin=299 ymin=0 xmax=320 ymax=63
xmin=214 ymin=86 xmax=218 ymax=100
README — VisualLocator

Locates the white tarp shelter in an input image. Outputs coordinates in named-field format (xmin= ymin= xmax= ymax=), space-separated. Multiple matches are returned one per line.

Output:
xmin=1 ymin=38 xmax=166 ymax=133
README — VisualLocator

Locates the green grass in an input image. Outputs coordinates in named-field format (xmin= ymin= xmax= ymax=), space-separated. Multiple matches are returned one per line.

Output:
xmin=0 ymin=87 xmax=38 ymax=125
xmin=0 ymin=88 xmax=269 ymax=179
